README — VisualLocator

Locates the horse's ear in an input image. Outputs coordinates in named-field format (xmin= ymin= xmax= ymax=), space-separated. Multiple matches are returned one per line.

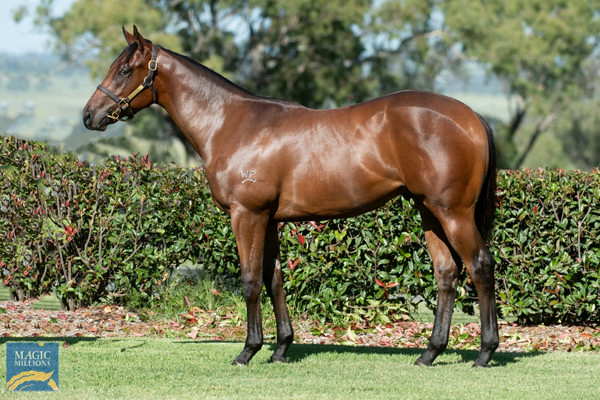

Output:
xmin=123 ymin=26 xmax=135 ymax=44
xmin=132 ymin=25 xmax=147 ymax=53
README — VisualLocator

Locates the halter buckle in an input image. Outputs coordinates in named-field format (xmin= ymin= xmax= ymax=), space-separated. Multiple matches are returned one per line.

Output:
xmin=118 ymin=99 xmax=130 ymax=109
xmin=108 ymin=109 xmax=122 ymax=121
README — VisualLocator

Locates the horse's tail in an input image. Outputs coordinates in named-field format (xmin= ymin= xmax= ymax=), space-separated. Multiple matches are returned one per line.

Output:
xmin=475 ymin=114 xmax=497 ymax=241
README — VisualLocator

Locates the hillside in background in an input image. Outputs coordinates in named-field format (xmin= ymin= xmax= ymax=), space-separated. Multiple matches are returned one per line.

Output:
xmin=0 ymin=52 xmax=127 ymax=153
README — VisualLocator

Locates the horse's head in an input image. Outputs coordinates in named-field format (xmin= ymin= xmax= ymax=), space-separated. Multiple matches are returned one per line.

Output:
xmin=83 ymin=26 xmax=158 ymax=131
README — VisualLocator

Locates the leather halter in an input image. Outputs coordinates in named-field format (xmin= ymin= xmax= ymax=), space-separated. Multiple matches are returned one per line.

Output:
xmin=97 ymin=45 xmax=159 ymax=121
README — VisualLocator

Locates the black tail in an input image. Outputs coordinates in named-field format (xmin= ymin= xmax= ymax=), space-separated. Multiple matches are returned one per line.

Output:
xmin=475 ymin=114 xmax=497 ymax=241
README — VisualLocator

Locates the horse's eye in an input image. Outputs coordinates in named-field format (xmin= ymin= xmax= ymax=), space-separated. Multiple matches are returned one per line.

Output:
xmin=118 ymin=67 xmax=131 ymax=78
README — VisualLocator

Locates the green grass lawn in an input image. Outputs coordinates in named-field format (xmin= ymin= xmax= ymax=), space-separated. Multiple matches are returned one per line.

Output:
xmin=0 ymin=338 xmax=598 ymax=399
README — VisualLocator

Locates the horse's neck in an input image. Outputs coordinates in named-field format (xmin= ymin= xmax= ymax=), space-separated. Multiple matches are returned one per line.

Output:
xmin=156 ymin=51 xmax=252 ymax=162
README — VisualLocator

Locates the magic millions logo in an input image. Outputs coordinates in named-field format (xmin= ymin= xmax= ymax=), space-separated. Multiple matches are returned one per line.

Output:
xmin=6 ymin=342 xmax=59 ymax=391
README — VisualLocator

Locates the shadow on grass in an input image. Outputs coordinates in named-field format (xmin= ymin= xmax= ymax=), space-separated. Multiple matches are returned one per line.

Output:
xmin=266 ymin=342 xmax=542 ymax=367
xmin=175 ymin=339 xmax=543 ymax=367
xmin=0 ymin=337 xmax=154 ymax=354
xmin=0 ymin=336 xmax=98 ymax=346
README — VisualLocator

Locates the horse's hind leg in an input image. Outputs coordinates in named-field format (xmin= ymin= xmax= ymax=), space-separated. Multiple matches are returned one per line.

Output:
xmin=415 ymin=209 xmax=460 ymax=366
xmin=436 ymin=210 xmax=499 ymax=367
xmin=263 ymin=221 xmax=294 ymax=363
xmin=464 ymin=235 xmax=499 ymax=367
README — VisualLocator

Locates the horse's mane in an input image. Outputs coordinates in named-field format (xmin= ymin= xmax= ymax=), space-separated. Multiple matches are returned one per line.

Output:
xmin=162 ymin=46 xmax=302 ymax=107
xmin=162 ymin=47 xmax=255 ymax=97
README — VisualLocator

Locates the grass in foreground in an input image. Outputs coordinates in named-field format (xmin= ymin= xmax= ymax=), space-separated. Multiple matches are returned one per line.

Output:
xmin=0 ymin=338 xmax=599 ymax=399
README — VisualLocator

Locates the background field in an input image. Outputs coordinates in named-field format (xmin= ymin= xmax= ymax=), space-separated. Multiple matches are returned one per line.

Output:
xmin=0 ymin=71 xmax=93 ymax=140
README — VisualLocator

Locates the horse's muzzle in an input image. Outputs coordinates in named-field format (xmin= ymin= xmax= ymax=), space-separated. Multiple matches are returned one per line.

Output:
xmin=83 ymin=107 xmax=109 ymax=131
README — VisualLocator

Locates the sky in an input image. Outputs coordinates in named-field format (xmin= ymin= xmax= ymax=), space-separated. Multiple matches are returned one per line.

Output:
xmin=1 ymin=0 xmax=75 ymax=54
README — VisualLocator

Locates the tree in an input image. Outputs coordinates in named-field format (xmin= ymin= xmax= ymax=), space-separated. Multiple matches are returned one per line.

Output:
xmin=164 ymin=0 xmax=456 ymax=107
xmin=443 ymin=0 xmax=600 ymax=168
xmin=365 ymin=0 xmax=462 ymax=93
xmin=241 ymin=0 xmax=374 ymax=107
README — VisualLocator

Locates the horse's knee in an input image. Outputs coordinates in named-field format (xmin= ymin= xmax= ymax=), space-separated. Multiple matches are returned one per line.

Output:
xmin=476 ymin=246 xmax=493 ymax=271
xmin=241 ymin=274 xmax=263 ymax=300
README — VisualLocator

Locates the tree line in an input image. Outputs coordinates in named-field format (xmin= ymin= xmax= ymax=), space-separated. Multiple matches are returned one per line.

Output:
xmin=15 ymin=0 xmax=600 ymax=169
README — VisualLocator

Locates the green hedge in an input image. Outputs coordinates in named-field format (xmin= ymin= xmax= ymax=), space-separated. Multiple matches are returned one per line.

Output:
xmin=493 ymin=169 xmax=600 ymax=324
xmin=1 ymin=136 xmax=599 ymax=325
xmin=1 ymin=137 xmax=211 ymax=309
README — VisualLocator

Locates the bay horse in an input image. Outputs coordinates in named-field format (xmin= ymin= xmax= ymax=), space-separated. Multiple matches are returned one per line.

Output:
xmin=83 ymin=26 xmax=499 ymax=367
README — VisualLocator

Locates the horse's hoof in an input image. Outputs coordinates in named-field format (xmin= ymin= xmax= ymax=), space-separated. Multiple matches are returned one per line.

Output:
xmin=270 ymin=355 xmax=288 ymax=364
xmin=231 ymin=360 xmax=248 ymax=366
xmin=414 ymin=358 xmax=431 ymax=367
xmin=472 ymin=362 xmax=490 ymax=368
xmin=231 ymin=358 xmax=249 ymax=366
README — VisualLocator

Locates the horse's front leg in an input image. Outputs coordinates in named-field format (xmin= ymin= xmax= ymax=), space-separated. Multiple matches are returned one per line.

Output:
xmin=230 ymin=208 xmax=270 ymax=366
xmin=263 ymin=221 xmax=294 ymax=363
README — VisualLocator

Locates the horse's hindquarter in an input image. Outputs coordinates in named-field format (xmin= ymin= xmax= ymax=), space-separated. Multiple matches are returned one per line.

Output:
xmin=209 ymin=91 xmax=489 ymax=221
xmin=380 ymin=91 xmax=490 ymax=207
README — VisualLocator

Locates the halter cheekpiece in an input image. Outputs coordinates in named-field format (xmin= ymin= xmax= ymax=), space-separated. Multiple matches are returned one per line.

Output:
xmin=97 ymin=45 xmax=160 ymax=122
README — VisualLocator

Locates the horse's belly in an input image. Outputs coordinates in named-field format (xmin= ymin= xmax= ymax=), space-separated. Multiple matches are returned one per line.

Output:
xmin=274 ymin=175 xmax=405 ymax=221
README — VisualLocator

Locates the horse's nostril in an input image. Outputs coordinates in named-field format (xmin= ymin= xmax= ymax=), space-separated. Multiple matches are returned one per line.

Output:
xmin=83 ymin=108 xmax=92 ymax=128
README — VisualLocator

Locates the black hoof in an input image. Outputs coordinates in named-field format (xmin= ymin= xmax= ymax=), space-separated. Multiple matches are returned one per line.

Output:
xmin=231 ymin=344 xmax=261 ymax=366
xmin=231 ymin=352 xmax=252 ymax=366
xmin=270 ymin=355 xmax=288 ymax=364
xmin=414 ymin=358 xmax=432 ymax=367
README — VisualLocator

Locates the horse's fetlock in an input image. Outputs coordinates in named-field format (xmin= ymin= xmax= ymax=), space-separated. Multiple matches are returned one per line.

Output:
xmin=249 ymin=339 xmax=263 ymax=349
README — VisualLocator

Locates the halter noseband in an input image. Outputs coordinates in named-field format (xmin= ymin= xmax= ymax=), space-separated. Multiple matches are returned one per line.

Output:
xmin=97 ymin=45 xmax=160 ymax=122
